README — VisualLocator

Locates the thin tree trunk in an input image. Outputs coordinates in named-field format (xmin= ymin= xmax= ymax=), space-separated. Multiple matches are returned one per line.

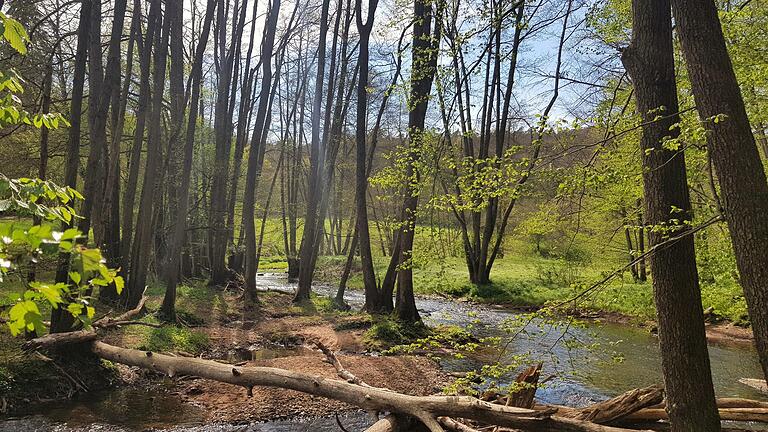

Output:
xmin=160 ymin=0 xmax=217 ymax=320
xmin=51 ymin=0 xmax=91 ymax=333
xmin=355 ymin=0 xmax=380 ymax=312
xmin=243 ymin=0 xmax=282 ymax=307
xmin=294 ymin=0 xmax=332 ymax=302
xmin=121 ymin=0 xmax=153 ymax=267
xmin=125 ymin=0 xmax=170 ymax=309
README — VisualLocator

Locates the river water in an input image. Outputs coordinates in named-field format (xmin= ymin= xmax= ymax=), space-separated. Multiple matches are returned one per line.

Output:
xmin=2 ymin=274 xmax=766 ymax=431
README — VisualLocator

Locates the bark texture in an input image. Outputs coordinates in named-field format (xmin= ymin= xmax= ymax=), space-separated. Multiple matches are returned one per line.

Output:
xmin=670 ymin=0 xmax=768 ymax=384
xmin=621 ymin=0 xmax=720 ymax=430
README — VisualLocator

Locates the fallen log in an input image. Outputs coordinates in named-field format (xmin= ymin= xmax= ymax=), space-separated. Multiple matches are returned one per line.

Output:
xmin=90 ymin=341 xmax=650 ymax=432
xmin=22 ymin=292 xmax=151 ymax=351
xmin=574 ymin=385 xmax=663 ymax=423
xmin=364 ymin=414 xmax=410 ymax=432
xmin=622 ymin=407 xmax=768 ymax=423
xmin=739 ymin=378 xmax=768 ymax=394
xmin=317 ymin=342 xmax=488 ymax=432
xmin=22 ymin=329 xmax=98 ymax=351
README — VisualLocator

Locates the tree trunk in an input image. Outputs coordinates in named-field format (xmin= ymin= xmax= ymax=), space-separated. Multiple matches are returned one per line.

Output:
xmin=125 ymin=0 xmax=170 ymax=309
xmin=294 ymin=0 xmax=332 ymax=302
xmin=121 ymin=0 xmax=153 ymax=267
xmin=243 ymin=0 xmax=282 ymax=307
xmin=671 ymin=0 xmax=768 ymax=385
xmin=160 ymin=0 xmax=217 ymax=320
xmin=51 ymin=0 xmax=91 ymax=333
xmin=393 ymin=0 xmax=443 ymax=322
xmin=355 ymin=0 xmax=381 ymax=312
xmin=621 ymin=0 xmax=721 ymax=429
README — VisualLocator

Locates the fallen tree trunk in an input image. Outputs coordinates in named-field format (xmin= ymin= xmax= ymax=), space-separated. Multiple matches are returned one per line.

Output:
xmin=574 ymin=385 xmax=663 ymax=423
xmin=622 ymin=407 xmax=768 ymax=423
xmin=365 ymin=414 xmax=413 ymax=432
xmin=90 ymin=341 xmax=649 ymax=432
xmin=739 ymin=378 xmax=767 ymax=394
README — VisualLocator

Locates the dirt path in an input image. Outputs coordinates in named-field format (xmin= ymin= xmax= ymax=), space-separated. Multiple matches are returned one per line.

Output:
xmin=113 ymin=291 xmax=449 ymax=423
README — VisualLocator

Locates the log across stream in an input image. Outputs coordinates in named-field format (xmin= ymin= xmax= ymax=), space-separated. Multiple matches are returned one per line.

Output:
xmin=2 ymin=274 xmax=766 ymax=431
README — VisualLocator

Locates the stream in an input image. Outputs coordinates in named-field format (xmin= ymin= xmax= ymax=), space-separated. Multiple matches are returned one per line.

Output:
xmin=2 ymin=273 xmax=766 ymax=431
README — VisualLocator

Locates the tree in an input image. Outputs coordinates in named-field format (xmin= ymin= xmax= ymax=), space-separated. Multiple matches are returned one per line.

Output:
xmin=354 ymin=0 xmax=381 ymax=311
xmin=160 ymin=0 xmax=218 ymax=320
xmin=125 ymin=0 xmax=169 ymax=308
xmin=390 ymin=0 xmax=444 ymax=322
xmin=52 ymin=0 xmax=90 ymax=332
xmin=294 ymin=0 xmax=333 ymax=302
xmin=621 ymin=0 xmax=720 ymax=429
xmin=670 ymin=0 xmax=768 ymax=385
xmin=243 ymin=0 xmax=282 ymax=307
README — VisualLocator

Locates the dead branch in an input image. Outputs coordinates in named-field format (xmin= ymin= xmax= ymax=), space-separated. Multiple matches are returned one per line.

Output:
xmin=438 ymin=416 xmax=483 ymax=432
xmin=315 ymin=341 xmax=370 ymax=387
xmin=94 ymin=288 xmax=148 ymax=327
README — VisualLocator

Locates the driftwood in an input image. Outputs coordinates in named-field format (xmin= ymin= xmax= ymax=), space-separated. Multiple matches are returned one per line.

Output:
xmin=507 ymin=363 xmax=543 ymax=408
xmin=22 ymin=292 xmax=151 ymax=351
xmin=622 ymin=407 xmax=768 ymax=423
xmin=574 ymin=385 xmax=663 ymax=423
xmin=90 ymin=340 xmax=653 ymax=432
xmin=739 ymin=378 xmax=768 ymax=394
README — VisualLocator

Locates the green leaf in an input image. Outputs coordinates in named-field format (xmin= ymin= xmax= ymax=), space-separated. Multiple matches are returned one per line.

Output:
xmin=7 ymin=300 xmax=43 ymax=336
xmin=113 ymin=275 xmax=124 ymax=294
xmin=2 ymin=16 xmax=29 ymax=55
xmin=68 ymin=271 xmax=81 ymax=285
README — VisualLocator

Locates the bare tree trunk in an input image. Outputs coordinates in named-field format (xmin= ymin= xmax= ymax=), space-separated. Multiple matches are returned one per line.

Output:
xmin=243 ymin=0 xmax=282 ymax=307
xmin=294 ymin=0 xmax=332 ymax=302
xmin=100 ymin=2 xmax=140 ymax=303
xmin=51 ymin=0 xmax=91 ymax=333
xmin=125 ymin=0 xmax=169 ymax=309
xmin=354 ymin=0 xmax=381 ymax=312
xmin=209 ymin=0 xmax=248 ymax=286
xmin=80 ymin=0 xmax=128 ymax=246
xmin=121 ymin=0 xmax=153 ymax=268
xmin=160 ymin=0 xmax=217 ymax=320
xmin=621 ymin=0 xmax=721 ymax=429
xmin=671 ymin=0 xmax=768 ymax=384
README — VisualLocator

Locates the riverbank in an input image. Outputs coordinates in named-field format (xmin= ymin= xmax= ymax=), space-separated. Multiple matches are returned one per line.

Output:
xmin=0 ymin=281 xmax=449 ymax=423
xmin=2 ymin=274 xmax=764 ymax=431
xmin=310 ymin=253 xmax=754 ymax=342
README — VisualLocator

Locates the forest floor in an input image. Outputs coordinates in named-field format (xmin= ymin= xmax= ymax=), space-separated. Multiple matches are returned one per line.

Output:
xmin=0 ymin=282 xmax=449 ymax=421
